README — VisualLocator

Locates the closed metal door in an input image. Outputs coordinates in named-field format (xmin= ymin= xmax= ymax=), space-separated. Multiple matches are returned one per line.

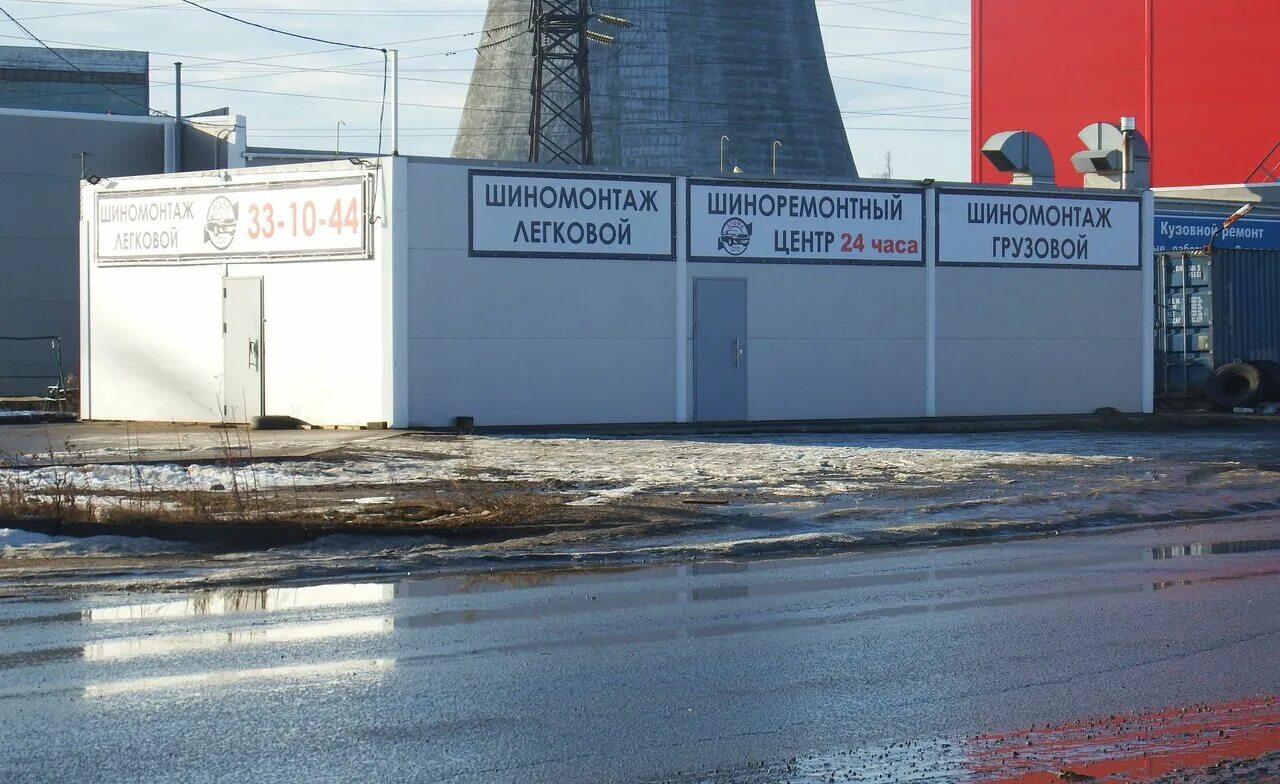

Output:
xmin=223 ymin=277 xmax=263 ymax=422
xmin=694 ymin=277 xmax=748 ymax=421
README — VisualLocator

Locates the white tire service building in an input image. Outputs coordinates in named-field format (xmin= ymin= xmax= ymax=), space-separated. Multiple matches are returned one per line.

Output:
xmin=80 ymin=158 xmax=1154 ymax=428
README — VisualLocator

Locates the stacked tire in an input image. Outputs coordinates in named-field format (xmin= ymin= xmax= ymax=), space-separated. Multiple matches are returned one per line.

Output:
xmin=1208 ymin=360 xmax=1280 ymax=408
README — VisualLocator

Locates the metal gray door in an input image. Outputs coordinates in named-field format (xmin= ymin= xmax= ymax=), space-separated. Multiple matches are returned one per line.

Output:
xmin=694 ymin=277 xmax=748 ymax=421
xmin=223 ymin=277 xmax=263 ymax=423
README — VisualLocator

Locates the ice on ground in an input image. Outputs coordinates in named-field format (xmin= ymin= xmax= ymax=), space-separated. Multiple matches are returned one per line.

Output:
xmin=3 ymin=429 xmax=1280 ymax=510
xmin=0 ymin=527 xmax=185 ymax=557
xmin=566 ymin=486 xmax=645 ymax=506
xmin=0 ymin=425 xmax=388 ymax=467
xmin=4 ymin=430 xmax=1280 ymax=589
xmin=0 ymin=432 xmax=1137 ymax=493
xmin=0 ymin=527 xmax=58 ymax=548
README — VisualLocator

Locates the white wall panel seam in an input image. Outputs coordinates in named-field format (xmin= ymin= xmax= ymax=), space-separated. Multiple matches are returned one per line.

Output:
xmin=393 ymin=156 xmax=411 ymax=428
xmin=676 ymin=176 xmax=689 ymax=423
xmin=925 ymin=186 xmax=938 ymax=418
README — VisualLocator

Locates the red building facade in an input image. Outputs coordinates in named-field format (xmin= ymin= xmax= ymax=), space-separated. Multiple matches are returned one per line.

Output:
xmin=972 ymin=0 xmax=1280 ymax=187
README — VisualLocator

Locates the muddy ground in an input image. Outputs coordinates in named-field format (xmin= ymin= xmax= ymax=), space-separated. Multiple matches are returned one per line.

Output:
xmin=7 ymin=423 xmax=1280 ymax=594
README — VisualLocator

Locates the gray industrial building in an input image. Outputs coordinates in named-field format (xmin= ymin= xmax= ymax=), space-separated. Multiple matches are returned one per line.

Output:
xmin=0 ymin=102 xmax=246 ymax=396
xmin=0 ymin=109 xmax=168 ymax=395
xmin=453 ymin=1 xmax=857 ymax=180
xmin=0 ymin=41 xmax=360 ymax=396
xmin=0 ymin=44 xmax=153 ymax=395
xmin=0 ymin=46 xmax=149 ymax=116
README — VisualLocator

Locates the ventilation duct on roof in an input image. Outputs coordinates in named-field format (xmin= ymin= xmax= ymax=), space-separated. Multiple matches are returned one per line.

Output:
xmin=1072 ymin=120 xmax=1150 ymax=190
xmin=980 ymin=130 xmax=1055 ymax=186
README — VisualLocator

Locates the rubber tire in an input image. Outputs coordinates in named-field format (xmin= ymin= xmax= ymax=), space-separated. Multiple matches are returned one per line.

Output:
xmin=1208 ymin=362 xmax=1266 ymax=409
xmin=1247 ymin=359 xmax=1280 ymax=401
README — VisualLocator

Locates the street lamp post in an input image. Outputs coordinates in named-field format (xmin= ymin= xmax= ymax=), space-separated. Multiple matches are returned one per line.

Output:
xmin=1201 ymin=203 xmax=1256 ymax=255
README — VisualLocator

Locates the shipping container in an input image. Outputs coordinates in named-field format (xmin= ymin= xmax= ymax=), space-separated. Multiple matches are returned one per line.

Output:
xmin=1157 ymin=249 xmax=1280 ymax=397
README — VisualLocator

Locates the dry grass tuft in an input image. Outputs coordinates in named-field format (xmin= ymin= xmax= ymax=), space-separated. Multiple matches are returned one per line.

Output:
xmin=0 ymin=428 xmax=574 ymax=539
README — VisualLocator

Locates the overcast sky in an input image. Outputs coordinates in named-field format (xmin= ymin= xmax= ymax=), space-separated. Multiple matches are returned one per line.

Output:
xmin=2 ymin=0 xmax=971 ymax=180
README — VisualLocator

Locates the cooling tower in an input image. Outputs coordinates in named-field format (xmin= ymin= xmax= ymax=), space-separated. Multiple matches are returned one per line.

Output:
xmin=453 ymin=1 xmax=858 ymax=180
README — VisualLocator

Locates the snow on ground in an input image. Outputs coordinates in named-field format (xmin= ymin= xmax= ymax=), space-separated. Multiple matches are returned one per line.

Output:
xmin=0 ymin=432 xmax=1124 ymax=498
xmin=2 ymin=430 xmax=1277 ymax=503
xmin=0 ymin=527 xmax=184 ymax=557
xmin=0 ymin=423 xmax=386 ymax=466
xmin=0 ymin=455 xmax=457 ymax=495
xmin=4 ymin=430 xmax=1280 ymax=583
xmin=5 ymin=430 xmax=1280 ymax=566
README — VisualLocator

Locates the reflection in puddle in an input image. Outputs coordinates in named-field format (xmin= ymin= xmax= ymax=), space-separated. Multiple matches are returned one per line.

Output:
xmin=397 ymin=583 xmax=1145 ymax=661
xmin=1152 ymin=538 xmax=1280 ymax=560
xmin=83 ymin=616 xmax=393 ymax=661
xmin=83 ymin=658 xmax=395 ymax=699
xmin=84 ymin=582 xmax=396 ymax=622
xmin=1152 ymin=567 xmax=1280 ymax=592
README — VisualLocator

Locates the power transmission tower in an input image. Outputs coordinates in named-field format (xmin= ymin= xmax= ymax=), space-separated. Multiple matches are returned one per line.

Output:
xmin=528 ymin=0 xmax=593 ymax=165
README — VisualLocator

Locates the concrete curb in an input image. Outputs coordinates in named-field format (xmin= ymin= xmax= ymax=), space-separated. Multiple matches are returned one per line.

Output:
xmin=410 ymin=411 xmax=1280 ymax=437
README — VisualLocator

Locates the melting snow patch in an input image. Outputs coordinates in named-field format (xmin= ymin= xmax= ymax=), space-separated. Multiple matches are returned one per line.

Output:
xmin=4 ymin=430 xmax=1280 ymax=519
xmin=0 ymin=527 xmax=188 ymax=557
xmin=0 ymin=527 xmax=57 ymax=548
xmin=567 ymin=486 xmax=644 ymax=506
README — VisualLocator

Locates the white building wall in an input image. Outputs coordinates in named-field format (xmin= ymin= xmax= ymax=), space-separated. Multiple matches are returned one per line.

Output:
xmin=83 ymin=158 xmax=1152 ymax=428
xmin=931 ymin=188 xmax=1148 ymax=416
xmin=82 ymin=161 xmax=390 ymax=426
xmin=404 ymin=160 xmax=677 ymax=427
xmin=682 ymin=263 xmax=927 ymax=420
xmin=934 ymin=267 xmax=1145 ymax=415
xmin=222 ymin=259 xmax=385 ymax=425
xmin=82 ymin=263 xmax=224 ymax=422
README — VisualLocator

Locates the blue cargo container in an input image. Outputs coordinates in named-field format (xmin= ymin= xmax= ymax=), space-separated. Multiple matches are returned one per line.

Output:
xmin=1157 ymin=248 xmax=1280 ymax=397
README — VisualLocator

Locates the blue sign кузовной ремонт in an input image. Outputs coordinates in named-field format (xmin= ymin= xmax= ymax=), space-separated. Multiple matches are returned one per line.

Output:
xmin=1155 ymin=211 xmax=1280 ymax=252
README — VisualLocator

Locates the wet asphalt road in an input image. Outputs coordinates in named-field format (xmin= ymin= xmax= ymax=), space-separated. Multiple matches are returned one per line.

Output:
xmin=2 ymin=520 xmax=1279 ymax=783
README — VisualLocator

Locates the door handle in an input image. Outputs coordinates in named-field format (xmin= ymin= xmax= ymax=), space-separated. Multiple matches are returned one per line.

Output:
xmin=248 ymin=339 xmax=259 ymax=371
xmin=733 ymin=338 xmax=744 ymax=367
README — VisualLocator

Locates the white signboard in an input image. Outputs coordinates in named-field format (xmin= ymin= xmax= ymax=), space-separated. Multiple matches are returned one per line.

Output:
xmin=95 ymin=177 xmax=371 ymax=263
xmin=688 ymin=180 xmax=924 ymax=265
xmin=469 ymin=171 xmax=675 ymax=260
xmin=938 ymin=191 xmax=1141 ymax=268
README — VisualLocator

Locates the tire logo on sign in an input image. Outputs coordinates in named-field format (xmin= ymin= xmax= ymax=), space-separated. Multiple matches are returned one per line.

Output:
xmin=204 ymin=196 xmax=239 ymax=251
xmin=718 ymin=217 xmax=752 ymax=256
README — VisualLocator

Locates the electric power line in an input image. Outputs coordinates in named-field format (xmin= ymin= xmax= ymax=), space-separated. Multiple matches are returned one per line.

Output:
xmin=171 ymin=0 xmax=385 ymax=53
xmin=0 ymin=1 xmax=970 ymax=154
xmin=168 ymin=0 xmax=390 ymax=160
xmin=0 ymin=2 xmax=168 ymax=116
